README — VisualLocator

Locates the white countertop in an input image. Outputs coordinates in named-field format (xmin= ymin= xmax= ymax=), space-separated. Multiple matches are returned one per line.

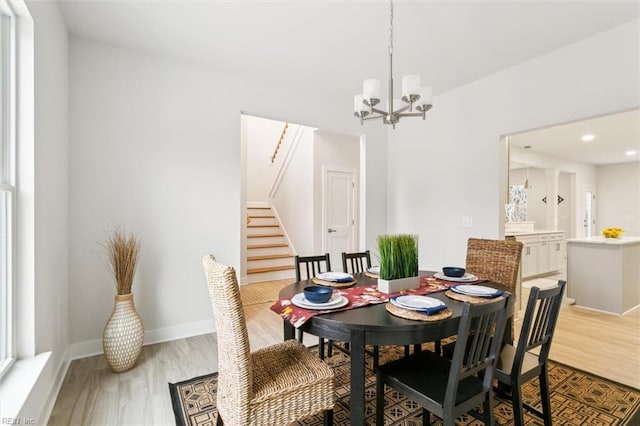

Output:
xmin=566 ymin=236 xmax=640 ymax=245
xmin=505 ymin=230 xmax=565 ymax=237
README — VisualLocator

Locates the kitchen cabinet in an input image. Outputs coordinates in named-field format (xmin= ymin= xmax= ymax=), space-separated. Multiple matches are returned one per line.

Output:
xmin=507 ymin=231 xmax=565 ymax=279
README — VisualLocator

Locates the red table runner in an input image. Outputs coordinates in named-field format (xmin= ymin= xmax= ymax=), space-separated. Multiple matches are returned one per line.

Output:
xmin=270 ymin=275 xmax=484 ymax=328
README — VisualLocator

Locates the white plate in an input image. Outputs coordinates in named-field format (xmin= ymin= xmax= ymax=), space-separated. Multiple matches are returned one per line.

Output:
xmin=433 ymin=272 xmax=478 ymax=282
xmin=316 ymin=272 xmax=353 ymax=282
xmin=367 ymin=266 xmax=380 ymax=274
xmin=291 ymin=293 xmax=349 ymax=310
xmin=393 ymin=295 xmax=446 ymax=310
xmin=451 ymin=285 xmax=500 ymax=296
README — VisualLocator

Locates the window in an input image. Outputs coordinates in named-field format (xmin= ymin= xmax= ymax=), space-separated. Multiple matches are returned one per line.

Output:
xmin=0 ymin=0 xmax=15 ymax=377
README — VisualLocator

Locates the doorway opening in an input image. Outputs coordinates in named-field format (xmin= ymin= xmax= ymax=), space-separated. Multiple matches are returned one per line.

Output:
xmin=240 ymin=113 xmax=365 ymax=284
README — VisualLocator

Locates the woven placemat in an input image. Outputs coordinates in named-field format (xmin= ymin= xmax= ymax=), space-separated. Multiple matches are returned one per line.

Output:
xmin=445 ymin=290 xmax=504 ymax=304
xmin=311 ymin=277 xmax=358 ymax=288
xmin=364 ymin=272 xmax=379 ymax=279
xmin=385 ymin=302 xmax=453 ymax=322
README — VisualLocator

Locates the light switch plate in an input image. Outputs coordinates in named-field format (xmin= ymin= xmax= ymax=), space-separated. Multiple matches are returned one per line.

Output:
xmin=462 ymin=216 xmax=473 ymax=227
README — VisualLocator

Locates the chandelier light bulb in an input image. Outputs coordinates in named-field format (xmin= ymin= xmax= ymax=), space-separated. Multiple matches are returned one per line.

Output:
xmin=402 ymin=75 xmax=421 ymax=98
xmin=363 ymin=78 xmax=382 ymax=103
xmin=419 ymin=86 xmax=432 ymax=106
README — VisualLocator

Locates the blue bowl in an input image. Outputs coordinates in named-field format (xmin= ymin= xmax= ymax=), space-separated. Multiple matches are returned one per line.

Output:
xmin=304 ymin=286 xmax=333 ymax=303
xmin=443 ymin=266 xmax=466 ymax=278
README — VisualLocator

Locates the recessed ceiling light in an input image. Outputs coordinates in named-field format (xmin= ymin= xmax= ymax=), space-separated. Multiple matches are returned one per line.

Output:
xmin=581 ymin=134 xmax=595 ymax=142
xmin=625 ymin=150 xmax=638 ymax=156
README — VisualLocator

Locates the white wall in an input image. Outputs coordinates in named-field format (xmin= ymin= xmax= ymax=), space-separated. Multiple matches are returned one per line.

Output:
xmin=387 ymin=20 xmax=639 ymax=270
xmin=313 ymin=130 xmax=360 ymax=258
xmin=68 ymin=37 xmax=388 ymax=353
xmin=272 ymin=127 xmax=314 ymax=255
xmin=596 ymin=162 xmax=640 ymax=235
xmin=246 ymin=116 xmax=288 ymax=203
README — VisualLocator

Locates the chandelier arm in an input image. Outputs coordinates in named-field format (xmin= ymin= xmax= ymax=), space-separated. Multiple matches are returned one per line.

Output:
xmin=362 ymin=115 xmax=386 ymax=122
xmin=370 ymin=107 xmax=389 ymax=116
xmin=392 ymin=104 xmax=412 ymax=114
xmin=398 ymin=112 xmax=426 ymax=117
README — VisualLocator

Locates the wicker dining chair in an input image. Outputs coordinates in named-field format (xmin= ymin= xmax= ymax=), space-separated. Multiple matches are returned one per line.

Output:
xmin=465 ymin=238 xmax=524 ymax=292
xmin=202 ymin=255 xmax=335 ymax=426
xmin=465 ymin=238 xmax=523 ymax=339
xmin=495 ymin=280 xmax=566 ymax=426
xmin=440 ymin=238 xmax=523 ymax=357
xmin=376 ymin=295 xmax=511 ymax=426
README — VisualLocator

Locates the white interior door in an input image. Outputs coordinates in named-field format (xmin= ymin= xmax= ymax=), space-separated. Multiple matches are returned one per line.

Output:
xmin=323 ymin=168 xmax=355 ymax=272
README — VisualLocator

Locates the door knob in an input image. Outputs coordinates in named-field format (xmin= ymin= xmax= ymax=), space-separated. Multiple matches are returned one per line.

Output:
xmin=328 ymin=228 xmax=337 ymax=233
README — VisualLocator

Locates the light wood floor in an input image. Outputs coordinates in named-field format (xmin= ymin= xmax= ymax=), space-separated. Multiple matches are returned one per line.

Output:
xmin=48 ymin=278 xmax=640 ymax=425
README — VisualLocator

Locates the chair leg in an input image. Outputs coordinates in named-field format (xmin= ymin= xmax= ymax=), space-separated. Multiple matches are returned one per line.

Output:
xmin=539 ymin=367 xmax=552 ymax=426
xmin=323 ymin=408 xmax=333 ymax=426
xmin=404 ymin=345 xmax=410 ymax=357
xmin=373 ymin=345 xmax=380 ymax=369
xmin=376 ymin=372 xmax=385 ymax=426
xmin=297 ymin=329 xmax=304 ymax=343
xmin=319 ymin=337 xmax=325 ymax=360
xmin=422 ymin=408 xmax=431 ymax=425
xmin=510 ymin=380 xmax=526 ymax=426
xmin=434 ymin=339 xmax=442 ymax=355
xmin=216 ymin=413 xmax=223 ymax=425
xmin=484 ymin=391 xmax=495 ymax=426
xmin=327 ymin=340 xmax=333 ymax=357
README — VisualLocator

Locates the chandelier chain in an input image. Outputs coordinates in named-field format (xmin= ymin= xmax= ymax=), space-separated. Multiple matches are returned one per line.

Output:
xmin=388 ymin=0 xmax=394 ymax=55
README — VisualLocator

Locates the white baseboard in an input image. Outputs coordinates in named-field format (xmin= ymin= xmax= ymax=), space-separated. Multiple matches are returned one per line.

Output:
xmin=69 ymin=319 xmax=216 ymax=360
xmin=38 ymin=348 xmax=71 ymax=424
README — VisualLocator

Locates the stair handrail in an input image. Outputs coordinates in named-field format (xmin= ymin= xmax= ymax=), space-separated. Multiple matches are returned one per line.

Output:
xmin=270 ymin=122 xmax=289 ymax=163
xmin=268 ymin=125 xmax=303 ymax=200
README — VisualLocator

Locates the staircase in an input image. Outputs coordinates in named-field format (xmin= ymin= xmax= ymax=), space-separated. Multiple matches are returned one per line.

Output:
xmin=246 ymin=206 xmax=295 ymax=283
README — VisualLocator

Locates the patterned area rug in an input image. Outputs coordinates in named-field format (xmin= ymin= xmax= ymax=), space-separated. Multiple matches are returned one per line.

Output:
xmin=169 ymin=345 xmax=640 ymax=425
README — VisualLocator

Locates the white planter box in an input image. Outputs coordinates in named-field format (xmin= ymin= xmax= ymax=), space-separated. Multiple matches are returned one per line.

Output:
xmin=377 ymin=276 xmax=420 ymax=294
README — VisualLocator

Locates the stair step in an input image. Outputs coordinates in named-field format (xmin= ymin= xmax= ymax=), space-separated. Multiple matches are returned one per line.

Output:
xmin=248 ymin=215 xmax=275 ymax=218
xmin=247 ymin=254 xmax=293 ymax=261
xmin=247 ymin=207 xmax=271 ymax=210
xmin=248 ymin=265 xmax=295 ymax=274
xmin=247 ymin=243 xmax=289 ymax=249
xmin=247 ymin=224 xmax=279 ymax=228
xmin=247 ymin=233 xmax=284 ymax=239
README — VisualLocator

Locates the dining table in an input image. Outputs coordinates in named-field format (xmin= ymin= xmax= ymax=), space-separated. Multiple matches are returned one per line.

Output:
xmin=275 ymin=270 xmax=514 ymax=426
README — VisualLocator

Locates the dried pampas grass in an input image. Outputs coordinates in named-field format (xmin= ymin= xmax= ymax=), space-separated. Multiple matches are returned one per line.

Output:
xmin=105 ymin=227 xmax=140 ymax=295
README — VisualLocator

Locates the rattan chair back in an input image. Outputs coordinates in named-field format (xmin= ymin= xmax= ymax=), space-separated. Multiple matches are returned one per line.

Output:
xmin=202 ymin=255 xmax=252 ymax=422
xmin=465 ymin=238 xmax=523 ymax=291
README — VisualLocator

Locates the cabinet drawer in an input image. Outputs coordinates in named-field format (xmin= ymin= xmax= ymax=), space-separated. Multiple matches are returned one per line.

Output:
xmin=515 ymin=235 xmax=540 ymax=244
xmin=549 ymin=233 xmax=564 ymax=241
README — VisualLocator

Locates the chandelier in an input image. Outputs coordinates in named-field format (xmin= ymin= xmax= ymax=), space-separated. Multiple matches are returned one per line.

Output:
xmin=353 ymin=0 xmax=433 ymax=128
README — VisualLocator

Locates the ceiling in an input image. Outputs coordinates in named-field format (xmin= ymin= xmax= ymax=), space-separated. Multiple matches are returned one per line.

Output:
xmin=57 ymin=1 xmax=640 ymax=165
xmin=510 ymin=109 xmax=640 ymax=166
xmin=58 ymin=0 xmax=640 ymax=104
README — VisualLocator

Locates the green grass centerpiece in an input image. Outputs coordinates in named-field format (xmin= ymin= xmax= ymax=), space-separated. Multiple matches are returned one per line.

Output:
xmin=377 ymin=234 xmax=420 ymax=293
